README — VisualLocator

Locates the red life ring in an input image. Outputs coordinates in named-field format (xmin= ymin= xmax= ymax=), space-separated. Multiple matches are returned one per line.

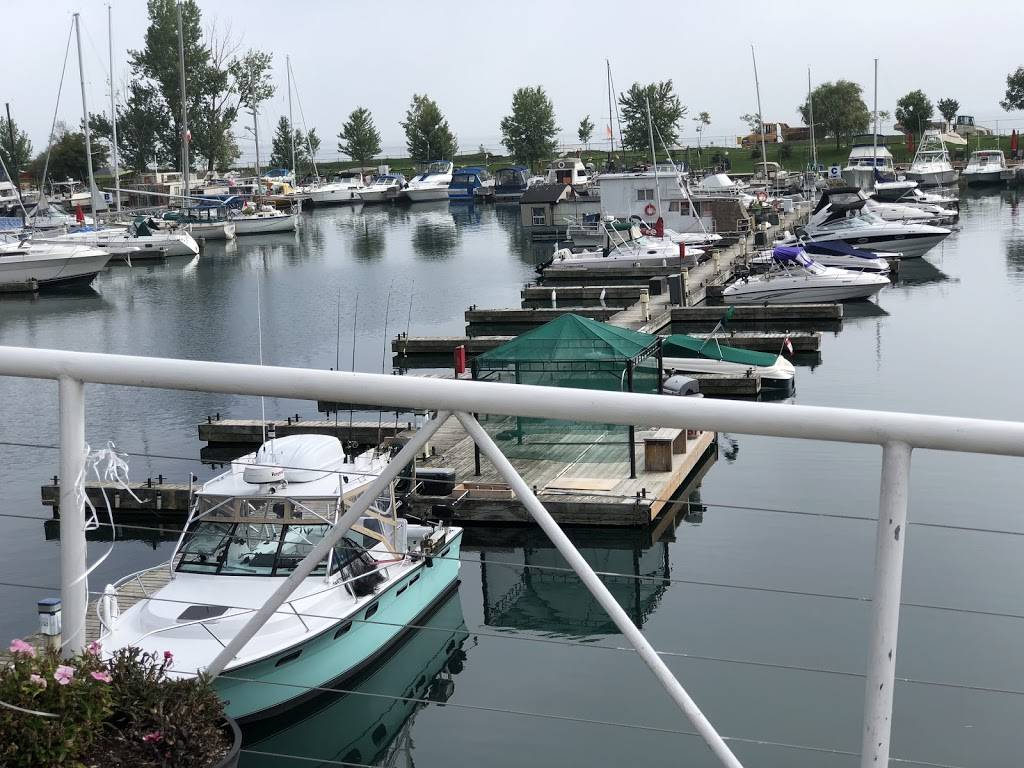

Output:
xmin=756 ymin=191 xmax=768 ymax=202
xmin=643 ymin=203 xmax=656 ymax=216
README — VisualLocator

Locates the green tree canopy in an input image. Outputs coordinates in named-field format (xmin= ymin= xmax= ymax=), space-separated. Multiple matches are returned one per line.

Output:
xmin=895 ymin=90 xmax=934 ymax=135
xmin=577 ymin=115 xmax=594 ymax=146
xmin=400 ymin=94 xmax=458 ymax=164
xmin=0 ymin=116 xmax=32 ymax=180
xmin=937 ymin=98 xmax=959 ymax=129
xmin=739 ymin=113 xmax=762 ymax=134
xmin=304 ymin=127 xmax=321 ymax=176
xmin=192 ymin=22 xmax=240 ymax=173
xmin=28 ymin=128 xmax=108 ymax=186
xmin=337 ymin=107 xmax=381 ymax=168
xmin=797 ymin=80 xmax=871 ymax=148
xmin=618 ymin=80 xmax=686 ymax=151
xmin=1000 ymin=67 xmax=1024 ymax=111
xmin=269 ymin=116 xmax=306 ymax=170
xmin=499 ymin=85 xmax=558 ymax=169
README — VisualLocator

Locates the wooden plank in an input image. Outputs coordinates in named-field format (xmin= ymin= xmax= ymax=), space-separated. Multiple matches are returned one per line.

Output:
xmin=672 ymin=304 xmax=843 ymax=322
xmin=543 ymin=477 xmax=620 ymax=492
xmin=198 ymin=419 xmax=409 ymax=445
xmin=465 ymin=307 xmax=620 ymax=325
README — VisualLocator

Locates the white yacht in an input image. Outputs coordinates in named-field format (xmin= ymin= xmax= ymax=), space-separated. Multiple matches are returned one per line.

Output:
xmin=403 ymin=161 xmax=453 ymax=202
xmin=906 ymin=130 xmax=958 ymax=187
xmin=0 ymin=180 xmax=20 ymax=213
xmin=42 ymin=218 xmax=200 ymax=258
xmin=725 ymin=246 xmax=889 ymax=303
xmin=0 ymin=239 xmax=111 ymax=288
xmin=541 ymin=222 xmax=701 ymax=272
xmin=357 ymin=174 xmax=407 ymax=204
xmin=799 ymin=187 xmax=950 ymax=258
xmin=307 ymin=172 xmax=366 ymax=205
xmin=872 ymin=182 xmax=959 ymax=219
xmin=230 ymin=203 xmax=299 ymax=235
xmin=842 ymin=143 xmax=896 ymax=191
xmin=545 ymin=156 xmax=593 ymax=186
xmin=962 ymin=150 xmax=1007 ymax=186
xmin=97 ymin=434 xmax=463 ymax=722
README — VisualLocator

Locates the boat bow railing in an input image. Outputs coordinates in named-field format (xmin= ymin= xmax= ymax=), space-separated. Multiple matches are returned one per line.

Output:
xmin=5 ymin=345 xmax=1024 ymax=768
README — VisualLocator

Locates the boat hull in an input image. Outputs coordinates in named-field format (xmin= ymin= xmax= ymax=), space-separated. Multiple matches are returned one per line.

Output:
xmin=308 ymin=188 xmax=361 ymax=205
xmin=662 ymin=355 xmax=795 ymax=390
xmin=403 ymin=186 xmax=450 ymax=202
xmin=186 ymin=222 xmax=236 ymax=240
xmin=216 ymin=530 xmax=463 ymax=722
xmin=905 ymin=168 xmax=958 ymax=187
xmin=357 ymin=189 xmax=393 ymax=204
xmin=0 ymin=250 xmax=111 ymax=287
xmin=962 ymin=170 xmax=1004 ymax=186
xmin=724 ymin=276 xmax=887 ymax=304
xmin=231 ymin=215 xmax=298 ymax=235
xmin=806 ymin=232 xmax=946 ymax=259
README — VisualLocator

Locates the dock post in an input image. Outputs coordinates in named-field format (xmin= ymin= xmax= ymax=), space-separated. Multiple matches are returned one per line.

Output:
xmin=58 ymin=376 xmax=87 ymax=656
xmin=860 ymin=441 xmax=913 ymax=768
xmin=456 ymin=412 xmax=744 ymax=768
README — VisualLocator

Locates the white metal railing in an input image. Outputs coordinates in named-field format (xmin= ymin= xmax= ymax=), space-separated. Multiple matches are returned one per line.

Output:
xmin=4 ymin=345 xmax=1024 ymax=768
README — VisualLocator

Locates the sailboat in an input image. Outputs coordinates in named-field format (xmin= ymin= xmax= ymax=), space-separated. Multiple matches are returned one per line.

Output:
xmin=97 ymin=433 xmax=464 ymax=721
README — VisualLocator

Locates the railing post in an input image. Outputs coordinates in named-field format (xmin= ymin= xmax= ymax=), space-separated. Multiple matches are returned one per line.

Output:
xmin=861 ymin=440 xmax=913 ymax=768
xmin=58 ymin=376 xmax=87 ymax=656
xmin=456 ymin=412 xmax=743 ymax=768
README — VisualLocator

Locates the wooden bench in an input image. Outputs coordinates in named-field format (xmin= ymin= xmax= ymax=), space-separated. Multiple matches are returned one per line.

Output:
xmin=643 ymin=428 xmax=687 ymax=472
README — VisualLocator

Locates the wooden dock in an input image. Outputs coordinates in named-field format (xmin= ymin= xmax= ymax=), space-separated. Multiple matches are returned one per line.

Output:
xmin=199 ymin=418 xmax=411 ymax=446
xmin=409 ymin=414 xmax=717 ymax=527
xmin=41 ymin=481 xmax=193 ymax=516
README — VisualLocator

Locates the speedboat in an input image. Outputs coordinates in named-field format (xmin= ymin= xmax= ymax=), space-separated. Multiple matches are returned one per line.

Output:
xmin=662 ymin=333 xmax=795 ymax=392
xmin=626 ymin=216 xmax=723 ymax=248
xmin=842 ymin=142 xmax=896 ymax=191
xmin=863 ymin=198 xmax=946 ymax=223
xmin=447 ymin=167 xmax=494 ymax=202
xmin=724 ymin=246 xmax=889 ymax=304
xmin=230 ymin=203 xmax=298 ymax=235
xmin=757 ymin=239 xmax=892 ymax=274
xmin=493 ymin=165 xmax=532 ymax=201
xmin=403 ymin=161 xmax=453 ymax=202
xmin=800 ymin=187 xmax=950 ymax=259
xmin=0 ymin=239 xmax=111 ymax=287
xmin=41 ymin=218 xmax=200 ymax=259
xmin=307 ymin=172 xmax=366 ymax=205
xmin=540 ymin=221 xmax=701 ymax=272
xmin=357 ymin=174 xmax=407 ymax=204
xmin=906 ymin=129 xmax=958 ymax=187
xmin=97 ymin=433 xmax=463 ymax=722
xmin=872 ymin=182 xmax=959 ymax=217
xmin=962 ymin=150 xmax=1007 ymax=186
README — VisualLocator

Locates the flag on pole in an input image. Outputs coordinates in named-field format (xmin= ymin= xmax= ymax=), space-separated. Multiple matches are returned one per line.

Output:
xmin=722 ymin=305 xmax=735 ymax=326
xmin=606 ymin=124 xmax=612 ymax=138
xmin=783 ymin=336 xmax=793 ymax=356
xmin=74 ymin=204 xmax=85 ymax=224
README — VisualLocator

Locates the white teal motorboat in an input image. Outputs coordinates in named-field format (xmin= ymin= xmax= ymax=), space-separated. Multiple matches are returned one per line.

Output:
xmin=662 ymin=333 xmax=795 ymax=392
xmin=98 ymin=434 xmax=463 ymax=722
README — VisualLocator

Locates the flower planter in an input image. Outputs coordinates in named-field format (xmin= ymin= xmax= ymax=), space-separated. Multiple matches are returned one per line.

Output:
xmin=213 ymin=716 xmax=242 ymax=768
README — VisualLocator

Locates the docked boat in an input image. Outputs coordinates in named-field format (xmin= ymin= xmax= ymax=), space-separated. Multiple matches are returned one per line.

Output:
xmin=798 ymin=187 xmax=950 ymax=258
xmin=724 ymin=246 xmax=889 ymax=303
xmin=493 ymin=165 xmax=532 ymax=201
xmin=0 ymin=180 xmax=20 ymax=214
xmin=662 ymin=333 xmax=795 ymax=391
xmin=159 ymin=207 xmax=236 ymax=240
xmin=545 ymin=156 xmax=593 ymax=186
xmin=863 ymin=198 xmax=945 ymax=223
xmin=97 ymin=433 xmax=464 ymax=722
xmin=403 ymin=161 xmax=454 ymax=202
xmin=906 ymin=130 xmax=958 ymax=187
xmin=448 ymin=167 xmax=494 ymax=202
xmin=230 ymin=204 xmax=299 ymax=235
xmin=962 ymin=149 xmax=1007 ymax=186
xmin=842 ymin=142 xmax=896 ymax=191
xmin=758 ymin=239 xmax=892 ymax=273
xmin=541 ymin=221 xmax=700 ymax=272
xmin=749 ymin=161 xmax=801 ymax=194
xmin=0 ymin=239 xmax=111 ymax=287
xmin=41 ymin=218 xmax=200 ymax=259
xmin=26 ymin=200 xmax=93 ymax=231
xmin=307 ymin=172 xmax=366 ymax=205
xmin=357 ymin=173 xmax=407 ymax=204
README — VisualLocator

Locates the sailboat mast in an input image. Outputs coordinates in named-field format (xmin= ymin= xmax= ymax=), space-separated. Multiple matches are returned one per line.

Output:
xmin=73 ymin=13 xmax=99 ymax=215
xmin=176 ymin=1 xmax=190 ymax=204
xmin=645 ymin=97 xmax=662 ymax=218
xmin=872 ymin=58 xmax=879 ymax=175
xmin=606 ymin=59 xmax=615 ymax=165
xmin=108 ymin=4 xmax=120 ymax=212
xmin=808 ymin=68 xmax=817 ymax=172
xmin=253 ymin=109 xmax=261 ymax=182
xmin=750 ymin=45 xmax=768 ymax=182
xmin=287 ymin=55 xmax=296 ymax=181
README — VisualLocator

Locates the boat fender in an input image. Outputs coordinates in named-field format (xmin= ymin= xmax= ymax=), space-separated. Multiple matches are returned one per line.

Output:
xmin=557 ymin=160 xmax=566 ymax=169
xmin=425 ymin=555 xmax=433 ymax=568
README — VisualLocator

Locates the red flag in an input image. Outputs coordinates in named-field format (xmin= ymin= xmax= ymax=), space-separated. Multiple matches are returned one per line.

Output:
xmin=905 ymin=132 xmax=915 ymax=155
xmin=783 ymin=336 xmax=794 ymax=356
xmin=75 ymin=204 xmax=85 ymax=223
xmin=1011 ymin=130 xmax=1019 ymax=154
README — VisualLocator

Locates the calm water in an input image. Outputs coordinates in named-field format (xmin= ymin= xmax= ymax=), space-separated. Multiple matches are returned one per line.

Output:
xmin=2 ymin=192 xmax=1024 ymax=766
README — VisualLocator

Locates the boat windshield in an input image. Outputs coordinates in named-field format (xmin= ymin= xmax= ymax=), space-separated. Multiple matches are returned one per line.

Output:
xmin=176 ymin=520 xmax=369 ymax=577
xmin=451 ymin=173 xmax=477 ymax=185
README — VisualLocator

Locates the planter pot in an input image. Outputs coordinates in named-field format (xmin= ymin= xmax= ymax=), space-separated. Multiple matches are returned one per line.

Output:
xmin=213 ymin=716 xmax=242 ymax=768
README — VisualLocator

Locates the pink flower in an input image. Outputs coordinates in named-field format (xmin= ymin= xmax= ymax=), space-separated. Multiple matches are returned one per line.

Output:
xmin=86 ymin=640 xmax=102 ymax=656
xmin=8 ymin=639 xmax=36 ymax=658
xmin=28 ymin=674 xmax=46 ymax=688
xmin=53 ymin=665 xmax=75 ymax=685
xmin=142 ymin=731 xmax=163 ymax=744
xmin=89 ymin=670 xmax=112 ymax=683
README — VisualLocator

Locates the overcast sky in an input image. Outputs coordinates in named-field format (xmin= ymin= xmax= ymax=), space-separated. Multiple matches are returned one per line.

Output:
xmin=6 ymin=0 xmax=1024 ymax=164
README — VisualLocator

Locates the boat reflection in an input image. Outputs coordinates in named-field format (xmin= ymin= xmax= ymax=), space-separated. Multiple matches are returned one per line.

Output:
xmin=889 ymin=257 xmax=951 ymax=287
xmin=240 ymin=588 xmax=468 ymax=767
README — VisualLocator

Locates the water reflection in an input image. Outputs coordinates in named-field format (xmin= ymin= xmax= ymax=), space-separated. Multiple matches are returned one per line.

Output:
xmin=890 ymin=258 xmax=952 ymax=288
xmin=240 ymin=589 xmax=468 ymax=768
xmin=448 ymin=202 xmax=482 ymax=227
xmin=410 ymin=204 xmax=459 ymax=260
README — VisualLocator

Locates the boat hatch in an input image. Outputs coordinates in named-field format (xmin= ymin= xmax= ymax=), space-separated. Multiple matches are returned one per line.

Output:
xmin=177 ymin=604 xmax=230 ymax=621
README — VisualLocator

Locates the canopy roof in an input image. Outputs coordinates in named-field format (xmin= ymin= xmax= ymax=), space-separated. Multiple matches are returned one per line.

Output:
xmin=663 ymin=333 xmax=778 ymax=367
xmin=475 ymin=313 xmax=658 ymax=367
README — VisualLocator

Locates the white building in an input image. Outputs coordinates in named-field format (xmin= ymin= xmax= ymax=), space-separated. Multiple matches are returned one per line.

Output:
xmin=595 ymin=167 xmax=711 ymax=233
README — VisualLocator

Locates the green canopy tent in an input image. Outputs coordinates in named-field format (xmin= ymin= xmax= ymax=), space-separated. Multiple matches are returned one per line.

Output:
xmin=471 ymin=313 xmax=663 ymax=478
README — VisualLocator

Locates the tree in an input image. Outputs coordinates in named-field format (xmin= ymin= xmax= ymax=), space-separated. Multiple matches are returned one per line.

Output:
xmin=1000 ymin=68 xmax=1024 ymax=111
xmin=740 ymin=113 xmax=762 ymax=135
xmin=269 ymin=115 xmax=305 ymax=170
xmin=128 ymin=0 xmax=208 ymax=170
xmin=193 ymin=20 xmax=241 ymax=173
xmin=797 ymin=80 xmax=871 ymax=148
xmin=693 ymin=111 xmax=711 ymax=148
xmin=895 ymin=90 xmax=934 ymax=136
xmin=304 ymin=128 xmax=321 ymax=175
xmin=0 ymin=116 xmax=32 ymax=181
xmin=618 ymin=80 xmax=686 ymax=151
xmin=577 ymin=115 xmax=594 ymax=148
xmin=337 ymin=107 xmax=381 ymax=169
xmin=120 ymin=82 xmax=173 ymax=174
xmin=500 ymin=86 xmax=558 ymax=168
xmin=400 ymin=94 xmax=458 ymax=164
xmin=28 ymin=130 xmax=108 ymax=184
xmin=936 ymin=98 xmax=959 ymax=130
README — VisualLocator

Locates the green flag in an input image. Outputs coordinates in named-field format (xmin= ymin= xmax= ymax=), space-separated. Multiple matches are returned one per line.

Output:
xmin=723 ymin=305 xmax=735 ymax=325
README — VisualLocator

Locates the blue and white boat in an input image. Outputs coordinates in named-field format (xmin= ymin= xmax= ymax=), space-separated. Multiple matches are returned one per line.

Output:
xmin=98 ymin=434 xmax=463 ymax=722
xmin=447 ymin=167 xmax=494 ymax=202
xmin=493 ymin=165 xmax=532 ymax=201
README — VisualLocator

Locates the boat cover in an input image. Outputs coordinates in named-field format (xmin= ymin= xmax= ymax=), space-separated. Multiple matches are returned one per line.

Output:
xmin=803 ymin=241 xmax=879 ymax=260
xmin=663 ymin=333 xmax=778 ymax=367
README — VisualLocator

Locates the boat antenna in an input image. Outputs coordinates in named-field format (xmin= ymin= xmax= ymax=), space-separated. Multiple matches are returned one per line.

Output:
xmin=808 ymin=67 xmax=817 ymax=175
xmin=347 ymin=293 xmax=358 ymax=446
xmin=289 ymin=59 xmax=319 ymax=180
xmin=872 ymin=58 xmax=879 ymax=184
xmin=334 ymin=287 xmax=342 ymax=430
xmin=645 ymin=97 xmax=663 ymax=222
xmin=750 ymin=45 xmax=769 ymax=189
xmin=287 ymin=54 xmax=296 ymax=184
xmin=108 ymin=4 xmax=120 ymax=214
xmin=256 ymin=275 xmax=269 ymax=453
xmin=74 ymin=13 xmax=106 ymax=218
xmin=376 ymin=282 xmax=394 ymax=449
xmin=605 ymin=59 xmax=615 ymax=167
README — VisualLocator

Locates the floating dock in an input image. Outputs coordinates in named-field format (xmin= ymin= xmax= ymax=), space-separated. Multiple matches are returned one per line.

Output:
xmin=198 ymin=417 xmax=412 ymax=446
